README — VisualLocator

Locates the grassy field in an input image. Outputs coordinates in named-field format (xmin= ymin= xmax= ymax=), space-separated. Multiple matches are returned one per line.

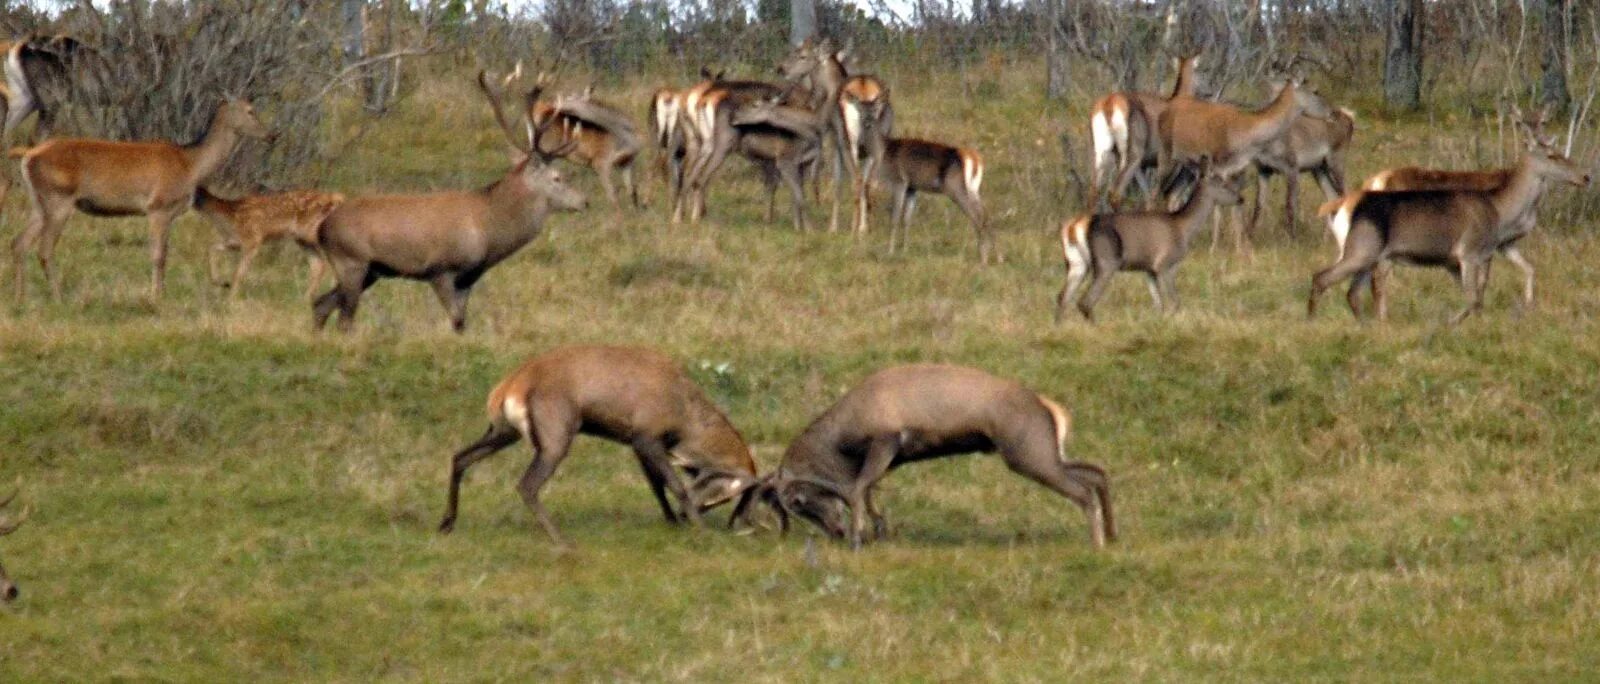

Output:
xmin=3 ymin=66 xmax=1600 ymax=680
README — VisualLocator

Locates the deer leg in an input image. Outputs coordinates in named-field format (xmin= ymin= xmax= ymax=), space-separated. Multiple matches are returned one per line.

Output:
xmin=1000 ymin=446 xmax=1107 ymax=548
xmin=1143 ymin=273 xmax=1163 ymax=311
xmin=1247 ymin=170 xmax=1268 ymax=239
xmin=227 ymin=241 xmax=263 ymax=300
xmin=145 ymin=208 xmax=179 ymax=299
xmin=428 ymin=273 xmax=470 ymax=333
xmin=632 ymin=438 xmax=703 ymax=527
xmin=1450 ymin=259 xmax=1486 ymax=326
xmin=332 ymin=265 xmax=375 ymax=334
xmin=853 ymin=154 xmax=878 ymax=234
xmin=689 ymin=135 xmax=734 ymax=223
xmin=634 ymin=454 xmax=682 ymax=524
xmin=845 ymin=437 xmax=899 ymax=550
xmin=438 ymin=423 xmax=522 ymax=533
xmin=516 ymin=410 xmax=577 ymax=546
xmin=34 ymin=205 xmax=73 ymax=301
xmin=1346 ymin=267 xmax=1372 ymax=319
xmin=304 ymin=251 xmax=328 ymax=302
xmin=1372 ymin=261 xmax=1393 ymax=321
xmin=1502 ymin=245 xmax=1535 ymax=309
xmin=596 ymin=160 xmax=620 ymax=210
xmin=886 ymin=183 xmax=910 ymax=254
xmin=1077 ymin=261 xmax=1118 ymax=322
xmin=1309 ymin=253 xmax=1377 ymax=319
xmin=1282 ymin=170 xmax=1301 ymax=237
xmin=780 ymin=159 xmax=808 ymax=232
xmin=950 ymin=187 xmax=995 ymax=265
xmin=1054 ymin=247 xmax=1090 ymax=323
xmin=863 ymin=487 xmax=888 ymax=540
xmin=1157 ymin=268 xmax=1180 ymax=312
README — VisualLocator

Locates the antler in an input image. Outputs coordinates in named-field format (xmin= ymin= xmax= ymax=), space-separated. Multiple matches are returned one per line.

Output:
xmin=477 ymin=65 xmax=531 ymax=155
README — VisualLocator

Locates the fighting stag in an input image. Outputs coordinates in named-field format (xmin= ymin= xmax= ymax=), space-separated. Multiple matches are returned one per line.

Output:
xmin=438 ymin=345 xmax=760 ymax=547
xmin=310 ymin=70 xmax=586 ymax=333
xmin=733 ymin=364 xmax=1114 ymax=549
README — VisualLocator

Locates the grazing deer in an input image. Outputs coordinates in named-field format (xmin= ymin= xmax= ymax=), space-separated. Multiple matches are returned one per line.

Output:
xmin=438 ymin=345 xmax=760 ymax=547
xmin=310 ymin=71 xmax=586 ymax=333
xmin=779 ymin=38 xmax=895 ymax=233
xmin=527 ymin=77 xmax=643 ymax=210
xmin=861 ymin=113 xmax=993 ymax=263
xmin=0 ymin=488 xmax=28 ymax=602
xmin=727 ymin=94 xmax=824 ymax=230
xmin=673 ymin=72 xmax=788 ymax=224
xmin=9 ymin=98 xmax=269 ymax=301
xmin=1308 ymin=149 xmax=1589 ymax=324
xmin=1247 ymin=105 xmax=1355 ymax=237
xmin=1056 ymin=169 xmax=1242 ymax=322
xmin=193 ymin=187 xmax=345 ymax=300
xmin=1156 ymin=78 xmax=1332 ymax=250
xmin=732 ymin=364 xmax=1113 ymax=549
xmin=1088 ymin=53 xmax=1200 ymax=210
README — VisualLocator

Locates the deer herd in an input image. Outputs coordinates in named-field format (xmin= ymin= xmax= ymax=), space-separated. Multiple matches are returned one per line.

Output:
xmin=0 ymin=35 xmax=1593 ymax=598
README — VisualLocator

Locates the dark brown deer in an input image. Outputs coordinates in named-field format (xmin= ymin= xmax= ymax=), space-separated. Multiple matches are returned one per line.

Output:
xmin=0 ymin=489 xmax=28 ymax=602
xmin=1088 ymin=53 xmax=1200 ymax=210
xmin=193 ymin=187 xmax=345 ymax=300
xmin=9 ymin=98 xmax=269 ymax=301
xmin=733 ymin=364 xmax=1113 ymax=549
xmin=1057 ymin=169 xmax=1242 ymax=322
xmin=727 ymin=94 xmax=825 ymax=230
xmin=438 ymin=345 xmax=760 ymax=547
xmin=1 ymin=33 xmax=86 ymax=142
xmin=311 ymin=72 xmax=586 ymax=333
xmin=1308 ymin=149 xmax=1589 ymax=323
xmin=862 ymin=114 xmax=993 ymax=262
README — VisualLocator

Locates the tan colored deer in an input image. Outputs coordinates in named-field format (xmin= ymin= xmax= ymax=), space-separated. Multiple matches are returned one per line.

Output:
xmin=310 ymin=71 xmax=586 ymax=333
xmin=0 ymin=488 xmax=28 ymax=602
xmin=733 ymin=364 xmax=1113 ymax=549
xmin=193 ymin=187 xmax=345 ymax=300
xmin=673 ymin=72 xmax=791 ymax=224
xmin=1088 ymin=54 xmax=1200 ymax=210
xmin=438 ymin=345 xmax=759 ymax=547
xmin=1308 ymin=149 xmax=1589 ymax=324
xmin=523 ymin=72 xmax=642 ymax=210
xmin=1247 ymin=105 xmax=1355 ymax=236
xmin=8 ymin=98 xmax=268 ymax=301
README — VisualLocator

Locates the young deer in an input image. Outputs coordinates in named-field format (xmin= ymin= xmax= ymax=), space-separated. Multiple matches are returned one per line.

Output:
xmin=528 ymin=78 xmax=643 ymax=210
xmin=1156 ymin=78 xmax=1332 ymax=250
xmin=1308 ymin=149 xmax=1590 ymax=324
xmin=1247 ymin=105 xmax=1355 ymax=237
xmin=732 ymin=364 xmax=1113 ymax=549
xmin=1056 ymin=169 xmax=1242 ymax=322
xmin=193 ymin=187 xmax=345 ymax=300
xmin=727 ymin=94 xmax=824 ymax=230
xmin=311 ymin=72 xmax=586 ymax=333
xmin=9 ymin=98 xmax=268 ymax=301
xmin=438 ymin=345 xmax=760 ymax=547
xmin=779 ymin=38 xmax=895 ymax=233
xmin=0 ymin=489 xmax=29 ymax=602
xmin=865 ymin=120 xmax=993 ymax=263
xmin=1088 ymin=54 xmax=1200 ymax=210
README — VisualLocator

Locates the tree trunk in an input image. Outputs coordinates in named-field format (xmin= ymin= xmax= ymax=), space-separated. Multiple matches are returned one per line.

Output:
xmin=789 ymin=0 xmax=816 ymax=46
xmin=1382 ymin=0 xmax=1423 ymax=111
xmin=1045 ymin=0 xmax=1068 ymax=100
xmin=1539 ymin=0 xmax=1570 ymax=114
xmin=342 ymin=0 xmax=364 ymax=63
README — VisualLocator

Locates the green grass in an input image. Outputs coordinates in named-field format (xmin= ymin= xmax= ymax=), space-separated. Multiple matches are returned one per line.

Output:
xmin=3 ymin=68 xmax=1600 ymax=680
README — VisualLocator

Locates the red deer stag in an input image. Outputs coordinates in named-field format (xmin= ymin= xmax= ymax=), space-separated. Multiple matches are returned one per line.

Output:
xmin=1308 ymin=149 xmax=1589 ymax=323
xmin=733 ymin=364 xmax=1113 ymax=549
xmin=438 ymin=345 xmax=760 ymax=547
xmin=194 ymin=187 xmax=345 ymax=300
xmin=9 ymin=98 xmax=268 ymax=301
xmin=311 ymin=71 xmax=586 ymax=333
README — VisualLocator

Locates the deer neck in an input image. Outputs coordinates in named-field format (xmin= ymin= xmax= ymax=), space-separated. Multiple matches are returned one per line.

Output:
xmin=182 ymin=124 xmax=243 ymax=185
xmin=811 ymin=58 xmax=846 ymax=109
xmin=1234 ymin=87 xmax=1302 ymax=150
xmin=488 ymin=177 xmax=550 ymax=238
xmin=1174 ymin=189 xmax=1218 ymax=247
xmin=1490 ymin=159 xmax=1549 ymax=226
xmin=1169 ymin=60 xmax=1196 ymax=99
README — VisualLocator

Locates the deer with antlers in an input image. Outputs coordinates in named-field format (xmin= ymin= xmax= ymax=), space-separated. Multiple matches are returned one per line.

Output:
xmin=732 ymin=364 xmax=1114 ymax=549
xmin=310 ymin=71 xmax=586 ymax=333
xmin=0 ymin=489 xmax=29 ymax=602
xmin=8 ymin=98 xmax=269 ymax=302
xmin=1088 ymin=53 xmax=1201 ymax=211
xmin=1308 ymin=147 xmax=1589 ymax=324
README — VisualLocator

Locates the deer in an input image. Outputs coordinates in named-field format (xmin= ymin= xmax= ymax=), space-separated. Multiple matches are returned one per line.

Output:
xmin=730 ymin=364 xmax=1114 ymax=549
xmin=524 ymin=73 xmax=642 ymax=211
xmin=1246 ymin=104 xmax=1355 ymax=237
xmin=0 ymin=488 xmax=28 ymax=602
xmin=1056 ymin=166 xmax=1243 ymax=322
xmin=1088 ymin=53 xmax=1201 ymax=211
xmin=8 ymin=98 xmax=269 ymax=302
xmin=726 ymin=93 xmax=825 ymax=231
xmin=1 ymin=33 xmax=86 ymax=143
xmin=649 ymin=86 xmax=688 ymax=208
xmin=859 ymin=111 xmax=994 ymax=263
xmin=673 ymin=72 xmax=789 ymax=224
xmin=437 ymin=345 xmax=760 ymax=547
xmin=1307 ymin=148 xmax=1590 ymax=324
xmin=193 ymin=187 xmax=345 ymax=300
xmin=1155 ymin=77 xmax=1333 ymax=251
xmin=310 ymin=71 xmax=586 ymax=333
xmin=779 ymin=38 xmax=895 ymax=233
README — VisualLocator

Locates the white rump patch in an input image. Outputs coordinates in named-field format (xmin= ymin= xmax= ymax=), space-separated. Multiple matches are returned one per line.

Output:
xmin=1063 ymin=217 xmax=1089 ymax=276
xmin=502 ymin=396 xmax=532 ymax=439
xmin=1329 ymin=200 xmax=1355 ymax=255
xmin=962 ymin=152 xmax=983 ymax=195
xmin=842 ymin=104 xmax=863 ymax=153
xmin=1090 ymin=111 xmax=1114 ymax=176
